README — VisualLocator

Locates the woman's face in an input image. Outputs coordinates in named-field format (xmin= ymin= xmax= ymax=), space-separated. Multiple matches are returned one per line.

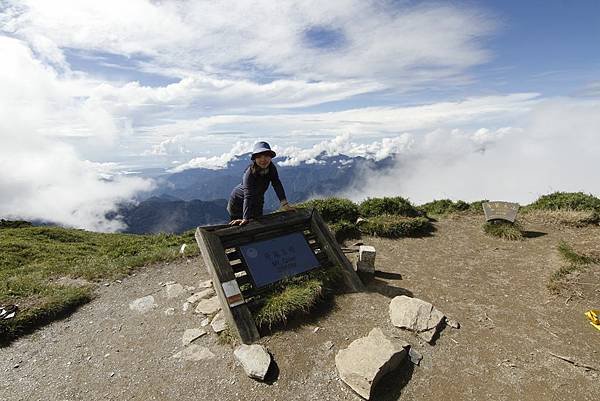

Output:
xmin=254 ymin=153 xmax=272 ymax=168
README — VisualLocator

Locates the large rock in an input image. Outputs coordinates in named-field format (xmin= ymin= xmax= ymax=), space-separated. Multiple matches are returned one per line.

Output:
xmin=233 ymin=344 xmax=272 ymax=381
xmin=129 ymin=296 xmax=156 ymax=313
xmin=335 ymin=328 xmax=409 ymax=400
xmin=173 ymin=344 xmax=215 ymax=361
xmin=389 ymin=295 xmax=445 ymax=343
xmin=194 ymin=296 xmax=221 ymax=315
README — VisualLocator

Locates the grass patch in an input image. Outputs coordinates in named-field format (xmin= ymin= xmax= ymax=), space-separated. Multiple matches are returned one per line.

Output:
xmin=359 ymin=197 xmax=419 ymax=218
xmin=527 ymin=191 xmax=600 ymax=212
xmin=418 ymin=199 xmax=471 ymax=217
xmin=217 ymin=326 xmax=237 ymax=347
xmin=557 ymin=241 xmax=598 ymax=265
xmin=253 ymin=264 xmax=342 ymax=329
xmin=0 ymin=224 xmax=199 ymax=341
xmin=523 ymin=209 xmax=600 ymax=227
xmin=298 ymin=197 xmax=359 ymax=224
xmin=548 ymin=242 xmax=599 ymax=293
xmin=328 ymin=220 xmax=361 ymax=243
xmin=359 ymin=215 xmax=432 ymax=238
xmin=483 ymin=220 xmax=524 ymax=241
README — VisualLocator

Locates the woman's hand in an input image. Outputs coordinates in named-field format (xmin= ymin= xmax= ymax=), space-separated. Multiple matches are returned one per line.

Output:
xmin=229 ymin=219 xmax=249 ymax=226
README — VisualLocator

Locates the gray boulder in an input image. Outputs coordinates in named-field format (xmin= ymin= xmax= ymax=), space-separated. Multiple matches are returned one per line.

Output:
xmin=335 ymin=328 xmax=409 ymax=400
xmin=389 ymin=295 xmax=445 ymax=343
xmin=233 ymin=344 xmax=272 ymax=381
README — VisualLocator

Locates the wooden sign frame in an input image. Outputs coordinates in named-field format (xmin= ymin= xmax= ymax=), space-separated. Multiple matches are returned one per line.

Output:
xmin=195 ymin=208 xmax=363 ymax=344
xmin=482 ymin=201 xmax=520 ymax=223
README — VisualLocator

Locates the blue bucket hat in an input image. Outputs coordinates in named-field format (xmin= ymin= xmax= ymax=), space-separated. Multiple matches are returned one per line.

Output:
xmin=251 ymin=141 xmax=276 ymax=160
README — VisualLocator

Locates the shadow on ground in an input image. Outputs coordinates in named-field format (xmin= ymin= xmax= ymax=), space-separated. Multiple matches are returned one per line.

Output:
xmin=371 ymin=358 xmax=415 ymax=401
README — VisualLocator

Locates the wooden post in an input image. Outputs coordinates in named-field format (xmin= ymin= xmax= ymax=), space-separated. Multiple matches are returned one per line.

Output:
xmin=309 ymin=210 xmax=364 ymax=292
xmin=195 ymin=228 xmax=260 ymax=344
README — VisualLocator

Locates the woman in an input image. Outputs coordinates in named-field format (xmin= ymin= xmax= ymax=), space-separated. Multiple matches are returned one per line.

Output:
xmin=228 ymin=141 xmax=293 ymax=226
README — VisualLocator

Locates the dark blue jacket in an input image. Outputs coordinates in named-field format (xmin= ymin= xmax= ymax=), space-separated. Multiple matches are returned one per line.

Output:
xmin=228 ymin=163 xmax=287 ymax=220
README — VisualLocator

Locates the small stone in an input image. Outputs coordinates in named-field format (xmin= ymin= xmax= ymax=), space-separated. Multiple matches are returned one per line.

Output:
xmin=195 ymin=297 xmax=221 ymax=315
xmin=165 ymin=283 xmax=186 ymax=299
xmin=187 ymin=288 xmax=215 ymax=304
xmin=115 ymin=280 xmax=122 ymax=284
xmin=234 ymin=344 xmax=272 ymax=381
xmin=129 ymin=296 xmax=156 ymax=313
xmin=313 ymin=327 xmax=320 ymax=333
xmin=13 ymin=364 xmax=19 ymax=369
xmin=182 ymin=328 xmax=207 ymax=345
xmin=173 ymin=344 xmax=215 ymax=361
xmin=408 ymin=348 xmax=423 ymax=365
xmin=322 ymin=341 xmax=334 ymax=350
xmin=104 ymin=353 xmax=110 ymax=358
xmin=200 ymin=318 xmax=210 ymax=327
xmin=198 ymin=280 xmax=213 ymax=288
xmin=185 ymin=286 xmax=195 ymax=291
xmin=164 ymin=308 xmax=175 ymax=316
xmin=110 ymin=372 xmax=115 ymax=377
xmin=165 ymin=281 xmax=176 ymax=286
xmin=210 ymin=312 xmax=227 ymax=333
xmin=104 ymin=283 xmax=110 ymax=287
xmin=182 ymin=302 xmax=191 ymax=312
xmin=446 ymin=318 xmax=460 ymax=329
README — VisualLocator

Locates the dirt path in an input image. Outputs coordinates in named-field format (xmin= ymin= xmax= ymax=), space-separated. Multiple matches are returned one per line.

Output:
xmin=1 ymin=215 xmax=599 ymax=401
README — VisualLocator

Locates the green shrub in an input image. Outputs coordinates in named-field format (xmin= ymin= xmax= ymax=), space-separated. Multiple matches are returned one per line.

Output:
xmin=483 ymin=221 xmax=523 ymax=241
xmin=359 ymin=215 xmax=431 ymax=238
xmin=298 ymin=197 xmax=359 ymax=224
xmin=468 ymin=200 xmax=488 ymax=213
xmin=329 ymin=220 xmax=361 ymax=243
xmin=359 ymin=197 xmax=419 ymax=218
xmin=253 ymin=264 xmax=342 ymax=328
xmin=419 ymin=199 xmax=470 ymax=216
xmin=527 ymin=192 xmax=600 ymax=212
xmin=0 ymin=220 xmax=33 ymax=229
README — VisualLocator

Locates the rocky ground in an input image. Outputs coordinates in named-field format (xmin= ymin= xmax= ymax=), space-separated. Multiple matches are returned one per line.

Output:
xmin=1 ymin=214 xmax=599 ymax=401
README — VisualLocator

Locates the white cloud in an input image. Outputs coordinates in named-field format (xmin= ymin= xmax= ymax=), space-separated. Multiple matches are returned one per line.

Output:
xmin=4 ymin=0 xmax=494 ymax=83
xmin=341 ymin=97 xmax=600 ymax=204
xmin=0 ymin=36 xmax=152 ymax=231
xmin=170 ymin=142 xmax=254 ymax=172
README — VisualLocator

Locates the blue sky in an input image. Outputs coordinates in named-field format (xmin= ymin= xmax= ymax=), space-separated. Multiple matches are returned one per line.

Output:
xmin=1 ymin=0 xmax=599 ymax=230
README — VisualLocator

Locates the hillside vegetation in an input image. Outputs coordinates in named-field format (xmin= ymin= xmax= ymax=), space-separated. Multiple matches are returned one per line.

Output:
xmin=0 ymin=225 xmax=199 ymax=340
xmin=2 ymin=191 xmax=599 ymax=341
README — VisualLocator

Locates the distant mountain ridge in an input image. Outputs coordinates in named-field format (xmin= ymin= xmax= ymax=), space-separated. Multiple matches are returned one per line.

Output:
xmin=146 ymin=152 xmax=395 ymax=208
xmin=117 ymin=152 xmax=397 ymax=233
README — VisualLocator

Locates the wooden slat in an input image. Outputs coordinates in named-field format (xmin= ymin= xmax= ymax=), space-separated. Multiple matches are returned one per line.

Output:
xmin=309 ymin=210 xmax=364 ymax=292
xmin=216 ymin=209 xmax=311 ymax=243
xmin=195 ymin=228 xmax=260 ymax=344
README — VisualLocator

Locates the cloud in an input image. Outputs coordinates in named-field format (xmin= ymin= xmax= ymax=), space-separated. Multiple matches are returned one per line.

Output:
xmin=0 ymin=36 xmax=152 ymax=231
xmin=169 ymin=141 xmax=254 ymax=172
xmin=153 ymin=92 xmax=538 ymax=165
xmin=4 ymin=0 xmax=494 ymax=83
xmin=341 ymin=97 xmax=600 ymax=204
